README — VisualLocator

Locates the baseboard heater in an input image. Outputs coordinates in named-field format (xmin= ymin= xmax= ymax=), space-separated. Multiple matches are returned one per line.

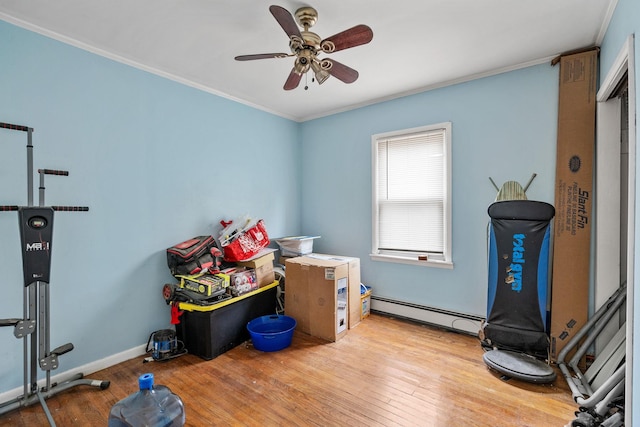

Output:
xmin=371 ymin=296 xmax=484 ymax=336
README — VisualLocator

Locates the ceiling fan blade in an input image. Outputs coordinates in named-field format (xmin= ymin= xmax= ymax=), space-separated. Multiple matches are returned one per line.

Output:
xmin=269 ymin=5 xmax=302 ymax=39
xmin=284 ymin=68 xmax=302 ymax=90
xmin=324 ymin=59 xmax=359 ymax=84
xmin=321 ymin=24 xmax=373 ymax=53
xmin=235 ymin=53 xmax=289 ymax=61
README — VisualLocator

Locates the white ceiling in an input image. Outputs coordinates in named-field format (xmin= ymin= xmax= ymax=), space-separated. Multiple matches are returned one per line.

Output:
xmin=0 ymin=0 xmax=617 ymax=122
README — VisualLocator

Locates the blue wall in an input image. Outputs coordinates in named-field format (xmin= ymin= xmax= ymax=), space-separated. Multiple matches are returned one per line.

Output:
xmin=0 ymin=20 xmax=301 ymax=392
xmin=300 ymin=64 xmax=558 ymax=317
xmin=1 ymin=1 xmax=636 ymax=413
xmin=599 ymin=0 xmax=640 ymax=418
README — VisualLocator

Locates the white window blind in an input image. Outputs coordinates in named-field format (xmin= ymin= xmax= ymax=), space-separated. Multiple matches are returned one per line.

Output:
xmin=372 ymin=123 xmax=451 ymax=266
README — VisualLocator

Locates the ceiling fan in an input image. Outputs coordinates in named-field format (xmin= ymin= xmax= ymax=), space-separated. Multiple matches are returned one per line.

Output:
xmin=234 ymin=5 xmax=373 ymax=90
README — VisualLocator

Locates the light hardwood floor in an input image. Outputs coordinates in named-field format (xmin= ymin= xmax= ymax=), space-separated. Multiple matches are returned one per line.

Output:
xmin=0 ymin=313 xmax=578 ymax=426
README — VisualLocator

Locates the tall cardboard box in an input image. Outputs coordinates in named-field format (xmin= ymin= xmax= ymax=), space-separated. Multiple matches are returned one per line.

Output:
xmin=304 ymin=254 xmax=362 ymax=328
xmin=285 ymin=255 xmax=351 ymax=342
xmin=550 ymin=48 xmax=597 ymax=361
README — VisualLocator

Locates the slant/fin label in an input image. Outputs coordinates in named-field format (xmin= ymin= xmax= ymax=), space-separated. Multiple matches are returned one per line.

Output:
xmin=562 ymin=58 xmax=585 ymax=83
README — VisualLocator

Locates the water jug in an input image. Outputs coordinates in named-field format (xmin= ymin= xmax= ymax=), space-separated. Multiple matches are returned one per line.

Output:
xmin=108 ymin=373 xmax=185 ymax=426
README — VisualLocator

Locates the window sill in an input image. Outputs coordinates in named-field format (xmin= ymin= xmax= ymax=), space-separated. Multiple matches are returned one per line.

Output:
xmin=369 ymin=253 xmax=453 ymax=269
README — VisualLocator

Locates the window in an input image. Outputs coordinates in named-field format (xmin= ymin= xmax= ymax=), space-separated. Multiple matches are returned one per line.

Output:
xmin=371 ymin=122 xmax=452 ymax=268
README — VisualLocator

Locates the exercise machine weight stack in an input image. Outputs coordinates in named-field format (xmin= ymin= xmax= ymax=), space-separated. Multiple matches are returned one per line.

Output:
xmin=0 ymin=122 xmax=109 ymax=426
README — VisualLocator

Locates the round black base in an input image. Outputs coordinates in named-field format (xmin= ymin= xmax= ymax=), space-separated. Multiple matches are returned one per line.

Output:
xmin=483 ymin=349 xmax=556 ymax=384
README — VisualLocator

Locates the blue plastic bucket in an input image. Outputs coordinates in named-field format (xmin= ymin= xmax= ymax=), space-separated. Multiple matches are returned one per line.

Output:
xmin=247 ymin=315 xmax=296 ymax=352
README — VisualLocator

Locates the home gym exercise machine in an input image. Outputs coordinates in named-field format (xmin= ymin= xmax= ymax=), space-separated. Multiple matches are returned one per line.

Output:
xmin=0 ymin=122 xmax=109 ymax=426
xmin=481 ymin=199 xmax=557 ymax=383
xmin=480 ymin=175 xmax=558 ymax=384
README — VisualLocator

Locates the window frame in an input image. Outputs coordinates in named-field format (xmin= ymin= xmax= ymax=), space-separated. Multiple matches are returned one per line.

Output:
xmin=370 ymin=122 xmax=453 ymax=269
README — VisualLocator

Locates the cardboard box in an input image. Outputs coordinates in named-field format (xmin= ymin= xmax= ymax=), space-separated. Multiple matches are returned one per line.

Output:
xmin=305 ymin=254 xmax=362 ymax=329
xmin=227 ymin=268 xmax=258 ymax=297
xmin=285 ymin=256 xmax=351 ymax=342
xmin=549 ymin=48 xmax=597 ymax=361
xmin=236 ymin=249 xmax=276 ymax=288
xmin=176 ymin=273 xmax=227 ymax=297
xmin=279 ymin=255 xmax=296 ymax=266
xmin=361 ymin=286 xmax=372 ymax=320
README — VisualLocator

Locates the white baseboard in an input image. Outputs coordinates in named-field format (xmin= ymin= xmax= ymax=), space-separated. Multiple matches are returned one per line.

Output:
xmin=371 ymin=296 xmax=483 ymax=336
xmin=0 ymin=344 xmax=147 ymax=403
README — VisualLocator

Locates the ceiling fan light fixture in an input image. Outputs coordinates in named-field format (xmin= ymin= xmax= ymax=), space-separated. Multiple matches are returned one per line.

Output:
xmin=311 ymin=61 xmax=330 ymax=84
xmin=315 ymin=70 xmax=330 ymax=85
xmin=294 ymin=57 xmax=311 ymax=75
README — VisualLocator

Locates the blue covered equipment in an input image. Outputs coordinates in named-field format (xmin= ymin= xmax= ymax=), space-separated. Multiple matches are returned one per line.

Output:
xmin=481 ymin=200 xmax=556 ymax=383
